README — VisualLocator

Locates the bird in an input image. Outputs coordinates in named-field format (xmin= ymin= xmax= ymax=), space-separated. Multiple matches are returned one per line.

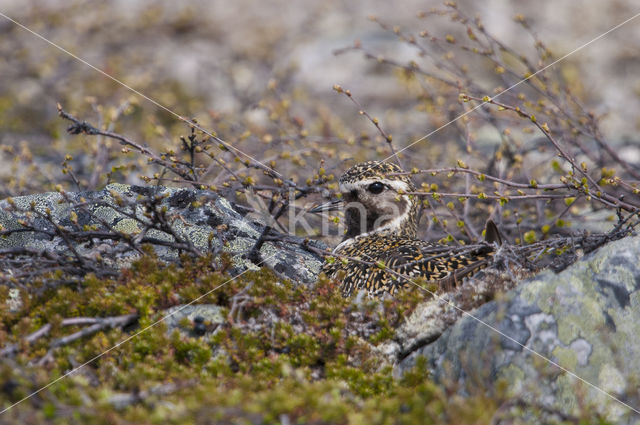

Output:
xmin=310 ymin=160 xmax=501 ymax=297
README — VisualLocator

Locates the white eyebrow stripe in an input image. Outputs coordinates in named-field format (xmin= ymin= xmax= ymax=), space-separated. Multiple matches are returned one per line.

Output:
xmin=339 ymin=179 xmax=410 ymax=192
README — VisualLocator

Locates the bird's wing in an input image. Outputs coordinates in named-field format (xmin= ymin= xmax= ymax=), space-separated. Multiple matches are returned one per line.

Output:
xmin=378 ymin=241 xmax=494 ymax=291
xmin=322 ymin=237 xmax=494 ymax=297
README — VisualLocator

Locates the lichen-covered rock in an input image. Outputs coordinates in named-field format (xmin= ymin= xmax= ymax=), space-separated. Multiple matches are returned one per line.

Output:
xmin=0 ymin=184 xmax=325 ymax=283
xmin=378 ymin=269 xmax=520 ymax=363
xmin=163 ymin=304 xmax=225 ymax=338
xmin=397 ymin=235 xmax=640 ymax=424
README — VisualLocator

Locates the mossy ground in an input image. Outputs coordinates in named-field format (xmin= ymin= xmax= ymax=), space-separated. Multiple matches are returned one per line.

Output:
xmin=0 ymin=253 xmax=611 ymax=424
xmin=0 ymin=252 xmax=502 ymax=425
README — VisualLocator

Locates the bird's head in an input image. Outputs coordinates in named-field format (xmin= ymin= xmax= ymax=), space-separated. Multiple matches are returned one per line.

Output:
xmin=312 ymin=161 xmax=418 ymax=240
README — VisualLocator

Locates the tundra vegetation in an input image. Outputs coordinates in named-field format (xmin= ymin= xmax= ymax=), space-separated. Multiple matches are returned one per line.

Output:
xmin=0 ymin=2 xmax=638 ymax=423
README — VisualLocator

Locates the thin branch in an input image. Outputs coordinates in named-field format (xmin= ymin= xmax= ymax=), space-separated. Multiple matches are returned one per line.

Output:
xmin=332 ymin=84 xmax=403 ymax=168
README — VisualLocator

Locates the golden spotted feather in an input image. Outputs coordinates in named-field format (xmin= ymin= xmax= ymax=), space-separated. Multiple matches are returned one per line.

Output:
xmin=323 ymin=236 xmax=495 ymax=297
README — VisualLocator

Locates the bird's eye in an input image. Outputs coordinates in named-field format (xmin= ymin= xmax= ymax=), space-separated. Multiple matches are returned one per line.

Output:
xmin=367 ymin=182 xmax=385 ymax=194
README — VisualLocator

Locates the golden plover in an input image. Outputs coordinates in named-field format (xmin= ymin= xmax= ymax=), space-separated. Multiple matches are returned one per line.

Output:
xmin=312 ymin=161 xmax=500 ymax=297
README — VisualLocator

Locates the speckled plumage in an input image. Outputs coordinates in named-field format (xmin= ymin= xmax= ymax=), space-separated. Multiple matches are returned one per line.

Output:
xmin=321 ymin=161 xmax=497 ymax=297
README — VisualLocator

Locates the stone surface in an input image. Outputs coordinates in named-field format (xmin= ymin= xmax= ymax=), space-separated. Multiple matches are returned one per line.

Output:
xmin=0 ymin=183 xmax=325 ymax=283
xmin=397 ymin=235 xmax=640 ymax=424
xmin=163 ymin=304 xmax=225 ymax=338
xmin=379 ymin=268 xmax=519 ymax=362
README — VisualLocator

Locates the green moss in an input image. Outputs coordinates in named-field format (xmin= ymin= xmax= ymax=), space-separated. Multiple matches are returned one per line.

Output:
xmin=0 ymin=253 xmax=612 ymax=424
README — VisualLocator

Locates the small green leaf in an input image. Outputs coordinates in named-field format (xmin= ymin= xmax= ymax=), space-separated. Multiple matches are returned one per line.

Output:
xmin=523 ymin=230 xmax=537 ymax=243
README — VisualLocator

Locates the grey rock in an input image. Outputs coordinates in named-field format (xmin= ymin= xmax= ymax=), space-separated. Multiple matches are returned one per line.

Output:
xmin=388 ymin=268 xmax=519 ymax=361
xmin=0 ymin=183 xmax=325 ymax=283
xmin=397 ymin=235 xmax=640 ymax=423
xmin=163 ymin=304 xmax=225 ymax=338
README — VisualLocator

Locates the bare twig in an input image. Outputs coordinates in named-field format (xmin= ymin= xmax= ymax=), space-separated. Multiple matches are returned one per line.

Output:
xmin=332 ymin=84 xmax=403 ymax=169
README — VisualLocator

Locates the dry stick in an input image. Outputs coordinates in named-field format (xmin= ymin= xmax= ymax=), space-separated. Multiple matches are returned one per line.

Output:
xmin=188 ymin=129 xmax=252 ymax=186
xmin=546 ymin=195 xmax=583 ymax=228
xmin=458 ymin=103 xmax=480 ymax=239
xmin=409 ymin=192 xmax=574 ymax=201
xmin=142 ymin=192 xmax=201 ymax=255
xmin=437 ymin=196 xmax=477 ymax=241
xmin=0 ymin=326 xmax=53 ymax=357
xmin=591 ymin=127 xmax=640 ymax=181
xmin=36 ymin=314 xmax=139 ymax=366
xmin=56 ymin=191 xmax=153 ymax=257
xmin=368 ymin=8 xmax=616 ymax=179
xmin=465 ymin=95 xmax=640 ymax=212
xmin=393 ymin=168 xmax=567 ymax=190
xmin=152 ymin=176 xmax=212 ymax=187
xmin=424 ymin=200 xmax=462 ymax=245
xmin=65 ymin=191 xmax=199 ymax=254
xmin=59 ymin=108 xmax=165 ymax=164
xmin=369 ymin=16 xmax=482 ymax=95
xmin=63 ymin=160 xmax=82 ymax=191
xmin=247 ymin=200 xmax=289 ymax=265
xmin=487 ymin=32 xmax=607 ymax=167
xmin=332 ymin=85 xmax=403 ymax=169
xmin=470 ymin=97 xmax=592 ymax=189
xmin=0 ymin=314 xmax=138 ymax=358
xmin=0 ymin=189 xmax=205 ymax=286
xmin=106 ymin=379 xmax=198 ymax=409
xmin=1 ymin=205 xmax=98 ymax=274
xmin=93 ymin=189 xmax=202 ymax=255
xmin=59 ymin=107 xmax=276 ymax=191
xmin=335 ymin=41 xmax=503 ymax=133
xmin=49 ymin=314 xmax=138 ymax=349
xmin=58 ymin=107 xmax=201 ymax=185
xmin=0 ymin=246 xmax=61 ymax=259
xmin=228 ymin=282 xmax=254 ymax=323
xmin=59 ymin=106 xmax=302 ymax=197
xmin=202 ymin=149 xmax=244 ymax=185
xmin=33 ymin=207 xmax=90 ymax=268
xmin=89 ymin=100 xmax=131 ymax=189
xmin=334 ymin=44 xmax=458 ymax=89
xmin=367 ymin=13 xmax=529 ymax=117
xmin=443 ymin=4 xmax=578 ymax=132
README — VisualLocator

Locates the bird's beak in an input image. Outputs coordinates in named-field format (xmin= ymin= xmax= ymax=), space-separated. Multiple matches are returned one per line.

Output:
xmin=308 ymin=199 xmax=343 ymax=214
